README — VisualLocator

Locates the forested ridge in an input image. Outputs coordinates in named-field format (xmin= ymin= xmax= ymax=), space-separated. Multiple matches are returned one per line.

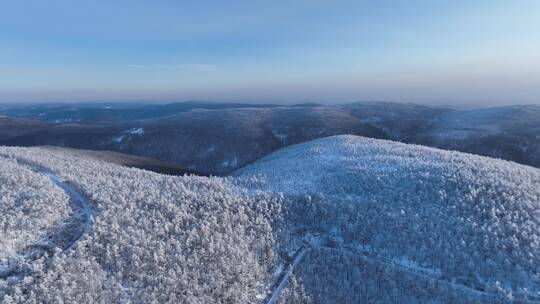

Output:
xmin=1 ymin=135 xmax=540 ymax=303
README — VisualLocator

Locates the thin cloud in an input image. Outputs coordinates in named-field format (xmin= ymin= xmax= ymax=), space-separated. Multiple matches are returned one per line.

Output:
xmin=127 ymin=64 xmax=218 ymax=72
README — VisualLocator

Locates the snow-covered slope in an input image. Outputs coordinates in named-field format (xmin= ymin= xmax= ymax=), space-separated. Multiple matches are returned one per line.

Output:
xmin=0 ymin=158 xmax=72 ymax=266
xmin=0 ymin=147 xmax=281 ymax=303
xmin=2 ymin=135 xmax=540 ymax=303
xmin=235 ymin=135 xmax=540 ymax=302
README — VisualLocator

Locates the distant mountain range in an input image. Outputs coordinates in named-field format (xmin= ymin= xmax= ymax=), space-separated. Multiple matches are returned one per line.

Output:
xmin=1 ymin=101 xmax=538 ymax=174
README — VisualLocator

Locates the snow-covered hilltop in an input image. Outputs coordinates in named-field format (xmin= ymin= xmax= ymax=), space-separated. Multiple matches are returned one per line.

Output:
xmin=235 ymin=135 xmax=540 ymax=302
xmin=1 ymin=135 xmax=540 ymax=303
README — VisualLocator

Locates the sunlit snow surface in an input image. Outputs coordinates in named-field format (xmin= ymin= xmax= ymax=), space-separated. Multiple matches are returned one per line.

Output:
xmin=0 ymin=158 xmax=72 ymax=265
xmin=235 ymin=135 xmax=540 ymax=302
xmin=2 ymin=135 xmax=540 ymax=303
xmin=0 ymin=145 xmax=277 ymax=303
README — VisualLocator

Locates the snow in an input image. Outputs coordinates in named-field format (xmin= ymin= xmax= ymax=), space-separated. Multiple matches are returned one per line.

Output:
xmin=41 ymin=172 xmax=93 ymax=252
xmin=221 ymin=157 xmax=239 ymax=168
xmin=266 ymin=246 xmax=308 ymax=304
xmin=0 ymin=157 xmax=71 ymax=267
xmin=113 ymin=134 xmax=126 ymax=143
xmin=271 ymin=129 xmax=288 ymax=143
xmin=235 ymin=135 xmax=540 ymax=300
xmin=205 ymin=146 xmax=216 ymax=154
xmin=127 ymin=127 xmax=144 ymax=135
xmin=392 ymin=256 xmax=442 ymax=277
xmin=2 ymin=134 xmax=540 ymax=303
xmin=113 ymin=127 xmax=144 ymax=143
xmin=0 ymin=146 xmax=278 ymax=303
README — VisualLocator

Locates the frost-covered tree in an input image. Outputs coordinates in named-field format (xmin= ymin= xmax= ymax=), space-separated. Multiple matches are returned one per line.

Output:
xmin=2 ymin=134 xmax=540 ymax=303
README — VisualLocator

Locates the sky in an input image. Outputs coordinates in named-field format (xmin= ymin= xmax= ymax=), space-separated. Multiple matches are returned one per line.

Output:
xmin=1 ymin=0 xmax=539 ymax=105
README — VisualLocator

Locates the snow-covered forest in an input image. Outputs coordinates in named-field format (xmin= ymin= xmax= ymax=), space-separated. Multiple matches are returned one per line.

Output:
xmin=0 ymin=146 xmax=284 ymax=303
xmin=1 ymin=135 xmax=540 ymax=303
xmin=0 ymin=159 xmax=71 ymax=267
xmin=236 ymin=136 xmax=540 ymax=302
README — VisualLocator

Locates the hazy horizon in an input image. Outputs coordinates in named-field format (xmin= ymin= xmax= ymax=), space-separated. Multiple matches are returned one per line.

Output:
xmin=1 ymin=1 xmax=539 ymax=105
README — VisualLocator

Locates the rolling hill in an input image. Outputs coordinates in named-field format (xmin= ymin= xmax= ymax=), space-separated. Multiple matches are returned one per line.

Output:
xmin=1 ymin=102 xmax=538 ymax=175
xmin=2 ymin=136 xmax=540 ymax=303
xmin=0 ymin=116 xmax=49 ymax=141
xmin=235 ymin=135 xmax=540 ymax=303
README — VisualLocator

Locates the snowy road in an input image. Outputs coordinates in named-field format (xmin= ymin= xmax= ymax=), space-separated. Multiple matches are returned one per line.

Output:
xmin=265 ymin=245 xmax=308 ymax=304
xmin=264 ymin=239 xmax=540 ymax=304
xmin=0 ymin=169 xmax=93 ymax=279
xmin=42 ymin=172 xmax=93 ymax=252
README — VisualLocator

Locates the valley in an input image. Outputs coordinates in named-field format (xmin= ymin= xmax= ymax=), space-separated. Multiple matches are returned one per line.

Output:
xmin=1 ymin=102 xmax=538 ymax=175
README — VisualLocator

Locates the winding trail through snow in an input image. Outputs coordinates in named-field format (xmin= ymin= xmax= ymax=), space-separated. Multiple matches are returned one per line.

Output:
xmin=0 ymin=169 xmax=93 ymax=279
xmin=264 ymin=240 xmax=540 ymax=304
xmin=264 ymin=245 xmax=308 ymax=304
xmin=41 ymin=172 xmax=93 ymax=252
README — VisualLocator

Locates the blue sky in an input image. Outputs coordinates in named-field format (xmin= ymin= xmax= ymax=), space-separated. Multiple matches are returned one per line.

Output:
xmin=1 ymin=0 xmax=539 ymax=105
